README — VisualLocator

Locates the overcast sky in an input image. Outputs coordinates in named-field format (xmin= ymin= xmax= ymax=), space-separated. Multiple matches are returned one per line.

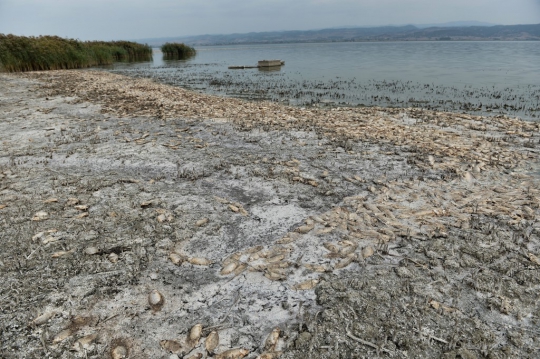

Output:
xmin=0 ymin=0 xmax=539 ymax=41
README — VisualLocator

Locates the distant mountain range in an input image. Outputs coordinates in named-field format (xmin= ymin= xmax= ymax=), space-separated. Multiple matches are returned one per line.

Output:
xmin=137 ymin=23 xmax=540 ymax=47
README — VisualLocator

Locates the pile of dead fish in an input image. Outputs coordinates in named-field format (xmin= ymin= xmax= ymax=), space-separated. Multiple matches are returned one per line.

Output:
xmin=27 ymin=71 xmax=539 ymax=175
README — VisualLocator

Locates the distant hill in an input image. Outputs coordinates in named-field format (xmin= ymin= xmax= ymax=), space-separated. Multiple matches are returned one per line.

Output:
xmin=137 ymin=23 xmax=540 ymax=47
xmin=414 ymin=21 xmax=498 ymax=29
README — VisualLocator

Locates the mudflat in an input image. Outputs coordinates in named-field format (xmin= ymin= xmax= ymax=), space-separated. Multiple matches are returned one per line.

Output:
xmin=1 ymin=71 xmax=539 ymax=358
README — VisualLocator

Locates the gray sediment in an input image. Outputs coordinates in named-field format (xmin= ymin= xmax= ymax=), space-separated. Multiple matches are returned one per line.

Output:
xmin=1 ymin=71 xmax=539 ymax=358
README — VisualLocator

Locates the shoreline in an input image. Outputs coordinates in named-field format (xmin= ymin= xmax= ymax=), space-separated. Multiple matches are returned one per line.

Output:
xmin=1 ymin=71 xmax=540 ymax=358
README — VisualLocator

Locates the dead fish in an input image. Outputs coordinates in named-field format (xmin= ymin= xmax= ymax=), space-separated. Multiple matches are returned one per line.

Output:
xmin=108 ymin=253 xmax=119 ymax=263
xmin=296 ymin=224 xmax=314 ymax=234
xmin=160 ymin=339 xmax=183 ymax=354
xmin=325 ymin=252 xmax=343 ymax=259
xmin=169 ymin=252 xmax=186 ymax=266
xmin=223 ymin=252 xmax=242 ymax=266
xmin=0 ymin=204 xmax=7 ymax=210
xmin=72 ymin=333 xmax=98 ymax=351
xmin=311 ymin=215 xmax=325 ymax=224
xmin=215 ymin=348 xmax=250 ymax=359
xmin=276 ymin=236 xmax=295 ymax=244
xmin=214 ymin=196 xmax=229 ymax=204
xmin=292 ymin=279 xmax=318 ymax=290
xmin=44 ymin=198 xmax=58 ymax=203
xmin=187 ymin=324 xmax=203 ymax=347
xmin=74 ymin=205 xmax=89 ymax=211
xmin=361 ymin=246 xmax=374 ymax=259
xmin=529 ymin=253 xmax=540 ymax=266
xmin=334 ymin=254 xmax=356 ymax=269
xmin=339 ymin=239 xmax=356 ymax=247
xmin=188 ymin=257 xmax=213 ymax=266
xmin=205 ymin=331 xmax=219 ymax=354
xmin=266 ymin=254 xmax=285 ymax=263
xmin=31 ymin=311 xmax=55 ymax=326
xmin=234 ymin=262 xmax=248 ymax=276
xmin=42 ymin=235 xmax=60 ymax=245
xmin=52 ymin=329 xmax=72 ymax=344
xmin=111 ymin=345 xmax=128 ymax=359
xmin=196 ymin=218 xmax=209 ymax=227
xmin=323 ymin=242 xmax=339 ymax=253
xmin=229 ymin=204 xmax=239 ymax=213
xmin=315 ymin=227 xmax=333 ymax=235
xmin=75 ymin=212 xmax=88 ymax=219
xmin=267 ymin=261 xmax=291 ymax=270
xmin=243 ymin=245 xmax=264 ymax=254
xmin=51 ymin=249 xmax=75 ymax=258
xmin=303 ymin=263 xmax=328 ymax=273
xmin=264 ymin=328 xmax=280 ymax=351
xmin=32 ymin=211 xmax=48 ymax=221
xmin=140 ymin=201 xmax=153 ymax=208
xmin=249 ymin=252 xmax=263 ymax=262
xmin=264 ymin=271 xmax=286 ymax=281
xmin=148 ymin=290 xmax=165 ymax=312
xmin=220 ymin=262 xmax=238 ymax=275
xmin=239 ymin=207 xmax=249 ymax=216
xmin=66 ymin=198 xmax=79 ymax=206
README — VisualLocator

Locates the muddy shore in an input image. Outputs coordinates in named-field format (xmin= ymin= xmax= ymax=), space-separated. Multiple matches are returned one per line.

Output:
xmin=1 ymin=71 xmax=540 ymax=358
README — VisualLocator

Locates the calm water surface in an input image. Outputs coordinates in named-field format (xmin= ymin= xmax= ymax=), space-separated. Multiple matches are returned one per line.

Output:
xmin=105 ymin=42 xmax=540 ymax=119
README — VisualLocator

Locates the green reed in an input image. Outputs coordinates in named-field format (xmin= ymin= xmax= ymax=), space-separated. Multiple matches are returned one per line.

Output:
xmin=0 ymin=34 xmax=152 ymax=72
xmin=161 ymin=42 xmax=196 ymax=59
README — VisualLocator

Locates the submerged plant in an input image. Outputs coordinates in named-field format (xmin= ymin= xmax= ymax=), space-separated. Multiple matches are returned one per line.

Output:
xmin=0 ymin=34 xmax=152 ymax=72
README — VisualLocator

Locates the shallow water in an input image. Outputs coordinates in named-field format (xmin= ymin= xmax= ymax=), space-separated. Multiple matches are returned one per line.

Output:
xmin=104 ymin=41 xmax=540 ymax=119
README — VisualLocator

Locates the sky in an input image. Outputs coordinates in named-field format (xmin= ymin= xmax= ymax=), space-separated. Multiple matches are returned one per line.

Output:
xmin=0 ymin=0 xmax=539 ymax=41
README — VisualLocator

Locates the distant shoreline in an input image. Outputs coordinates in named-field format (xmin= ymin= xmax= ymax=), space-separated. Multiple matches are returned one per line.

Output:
xmin=189 ymin=38 xmax=540 ymax=47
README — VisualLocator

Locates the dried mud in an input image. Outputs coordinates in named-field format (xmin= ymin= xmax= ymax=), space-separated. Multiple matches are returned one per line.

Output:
xmin=1 ymin=71 xmax=540 ymax=359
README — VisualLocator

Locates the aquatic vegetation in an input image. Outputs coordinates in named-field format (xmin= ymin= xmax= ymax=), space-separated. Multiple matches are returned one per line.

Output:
xmin=0 ymin=34 xmax=152 ymax=72
xmin=161 ymin=42 xmax=196 ymax=59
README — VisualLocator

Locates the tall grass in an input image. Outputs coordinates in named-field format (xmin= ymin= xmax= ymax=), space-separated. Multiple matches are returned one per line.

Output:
xmin=161 ymin=42 xmax=196 ymax=59
xmin=0 ymin=34 xmax=152 ymax=72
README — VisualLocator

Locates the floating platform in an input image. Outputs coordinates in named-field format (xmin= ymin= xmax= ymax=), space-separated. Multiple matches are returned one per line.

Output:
xmin=228 ymin=60 xmax=285 ymax=70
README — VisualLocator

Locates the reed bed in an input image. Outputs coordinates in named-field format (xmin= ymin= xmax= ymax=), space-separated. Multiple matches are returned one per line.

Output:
xmin=0 ymin=34 xmax=152 ymax=72
xmin=161 ymin=42 xmax=196 ymax=59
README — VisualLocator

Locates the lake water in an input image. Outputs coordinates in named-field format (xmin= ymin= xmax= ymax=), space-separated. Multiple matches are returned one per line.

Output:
xmin=105 ymin=41 xmax=540 ymax=119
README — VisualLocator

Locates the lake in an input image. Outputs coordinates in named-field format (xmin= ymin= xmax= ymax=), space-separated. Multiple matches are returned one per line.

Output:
xmin=104 ymin=41 xmax=540 ymax=120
